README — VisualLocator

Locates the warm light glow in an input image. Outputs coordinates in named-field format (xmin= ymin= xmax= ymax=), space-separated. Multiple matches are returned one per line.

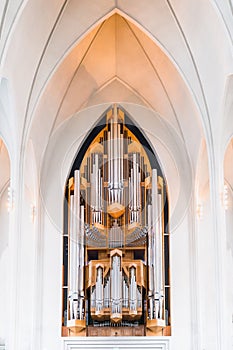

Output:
xmin=197 ymin=203 xmax=204 ymax=219
xmin=30 ymin=204 xmax=36 ymax=223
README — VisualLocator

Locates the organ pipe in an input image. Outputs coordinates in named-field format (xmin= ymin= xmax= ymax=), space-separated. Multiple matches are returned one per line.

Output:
xmin=110 ymin=254 xmax=122 ymax=320
xmin=129 ymin=267 xmax=137 ymax=314
xmin=96 ymin=267 xmax=104 ymax=314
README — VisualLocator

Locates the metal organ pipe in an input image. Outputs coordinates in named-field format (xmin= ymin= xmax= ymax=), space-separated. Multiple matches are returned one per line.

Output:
xmin=107 ymin=112 xmax=125 ymax=205
xmin=68 ymin=170 xmax=82 ymax=321
xmin=74 ymin=170 xmax=80 ymax=290
xmin=96 ymin=267 xmax=104 ymax=314
xmin=110 ymin=118 xmax=114 ymax=197
xmin=125 ymin=280 xmax=129 ymax=307
xmin=111 ymin=255 xmax=122 ymax=316
xmin=69 ymin=195 xmax=75 ymax=293
xmin=104 ymin=278 xmax=110 ymax=308
xmin=113 ymin=114 xmax=117 ymax=194
xmin=147 ymin=203 xmax=154 ymax=319
xmin=90 ymin=154 xmax=103 ymax=224
xmin=79 ymin=205 xmax=85 ymax=293
xmin=129 ymin=267 xmax=137 ymax=313
xmin=120 ymin=130 xmax=123 ymax=202
xmin=129 ymin=153 xmax=141 ymax=224
xmin=137 ymin=287 xmax=142 ymax=308
xmin=108 ymin=130 xmax=111 ymax=198
xmin=148 ymin=169 xmax=164 ymax=321
xmin=152 ymin=169 xmax=158 ymax=317
xmin=158 ymin=193 xmax=164 ymax=318
xmin=69 ymin=194 xmax=75 ymax=320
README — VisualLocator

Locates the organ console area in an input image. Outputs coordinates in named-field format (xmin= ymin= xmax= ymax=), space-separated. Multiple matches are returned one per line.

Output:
xmin=62 ymin=105 xmax=171 ymax=337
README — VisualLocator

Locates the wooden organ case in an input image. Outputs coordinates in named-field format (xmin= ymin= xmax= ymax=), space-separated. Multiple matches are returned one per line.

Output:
xmin=62 ymin=105 xmax=171 ymax=337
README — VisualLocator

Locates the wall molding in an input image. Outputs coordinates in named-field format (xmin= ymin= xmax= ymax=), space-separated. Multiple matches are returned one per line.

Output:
xmin=63 ymin=337 xmax=170 ymax=350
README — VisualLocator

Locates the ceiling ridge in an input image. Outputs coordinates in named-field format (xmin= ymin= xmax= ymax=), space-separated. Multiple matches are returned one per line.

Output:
xmin=49 ymin=19 xmax=108 ymax=139
xmin=78 ymin=75 xmax=152 ymax=112
xmin=123 ymin=17 xmax=186 ymax=145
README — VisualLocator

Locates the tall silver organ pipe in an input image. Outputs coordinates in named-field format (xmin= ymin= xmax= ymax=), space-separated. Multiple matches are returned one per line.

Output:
xmin=69 ymin=194 xmax=76 ymax=320
xmin=110 ymin=254 xmax=122 ymax=320
xmin=147 ymin=204 xmax=153 ymax=319
xmin=69 ymin=195 xmax=75 ymax=293
xmin=90 ymin=154 xmax=102 ymax=224
xmin=129 ymin=153 xmax=141 ymax=224
xmin=104 ymin=277 xmax=110 ymax=308
xmin=107 ymin=107 xmax=124 ymax=205
xmin=74 ymin=169 xmax=80 ymax=294
xmin=129 ymin=267 xmax=137 ymax=314
xmin=146 ymin=169 xmax=164 ymax=321
xmin=68 ymin=170 xmax=85 ymax=323
xmin=122 ymin=278 xmax=129 ymax=308
xmin=78 ymin=205 xmax=85 ymax=320
xmin=95 ymin=267 xmax=104 ymax=314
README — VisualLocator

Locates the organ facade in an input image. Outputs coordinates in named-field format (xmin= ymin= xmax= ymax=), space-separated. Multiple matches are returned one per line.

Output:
xmin=62 ymin=105 xmax=170 ymax=337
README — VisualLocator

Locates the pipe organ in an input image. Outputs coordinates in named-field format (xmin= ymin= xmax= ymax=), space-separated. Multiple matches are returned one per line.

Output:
xmin=63 ymin=105 xmax=170 ymax=337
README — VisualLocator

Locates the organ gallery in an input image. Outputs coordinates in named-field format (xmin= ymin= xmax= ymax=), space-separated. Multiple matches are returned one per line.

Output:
xmin=62 ymin=105 xmax=171 ymax=336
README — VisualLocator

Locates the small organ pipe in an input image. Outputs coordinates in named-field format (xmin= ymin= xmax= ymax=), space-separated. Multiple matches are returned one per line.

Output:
xmin=104 ymin=278 xmax=110 ymax=307
xmin=122 ymin=279 xmax=125 ymax=306
xmin=91 ymin=287 xmax=96 ymax=308
xmin=129 ymin=267 xmax=137 ymax=313
xmin=120 ymin=132 xmax=123 ymax=194
xmin=110 ymin=118 xmax=114 ymax=194
xmin=108 ymin=131 xmax=111 ymax=193
xmin=137 ymin=288 xmax=142 ymax=308
xmin=125 ymin=281 xmax=129 ymax=307
xmin=73 ymin=298 xmax=78 ymax=319
xmin=69 ymin=195 xmax=74 ymax=292
xmin=133 ymin=154 xmax=137 ymax=211
xmin=79 ymin=205 xmax=85 ymax=294
xmin=96 ymin=267 xmax=103 ymax=314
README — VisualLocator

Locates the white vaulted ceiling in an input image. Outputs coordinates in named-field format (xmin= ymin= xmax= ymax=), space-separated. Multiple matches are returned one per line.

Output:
xmin=0 ymin=0 xmax=232 ymax=175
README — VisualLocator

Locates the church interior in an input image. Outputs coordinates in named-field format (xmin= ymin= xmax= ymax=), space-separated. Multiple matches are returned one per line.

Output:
xmin=0 ymin=1 xmax=233 ymax=349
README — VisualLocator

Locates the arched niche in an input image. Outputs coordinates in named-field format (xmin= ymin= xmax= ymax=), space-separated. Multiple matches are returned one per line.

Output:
xmin=61 ymin=104 xmax=170 ymax=337
xmin=39 ymin=102 xmax=193 ymax=348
